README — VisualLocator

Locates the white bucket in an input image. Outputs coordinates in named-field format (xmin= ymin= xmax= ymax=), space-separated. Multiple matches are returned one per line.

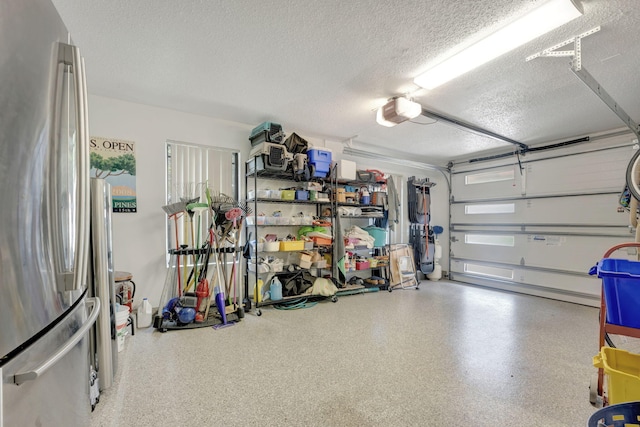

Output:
xmin=115 ymin=305 xmax=130 ymax=352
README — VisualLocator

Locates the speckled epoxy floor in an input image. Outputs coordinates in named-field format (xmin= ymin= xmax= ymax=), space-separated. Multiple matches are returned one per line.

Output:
xmin=90 ymin=280 xmax=602 ymax=426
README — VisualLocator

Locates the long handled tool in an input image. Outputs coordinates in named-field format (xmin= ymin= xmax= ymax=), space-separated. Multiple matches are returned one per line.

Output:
xmin=162 ymin=201 xmax=187 ymax=295
xmin=226 ymin=208 xmax=245 ymax=310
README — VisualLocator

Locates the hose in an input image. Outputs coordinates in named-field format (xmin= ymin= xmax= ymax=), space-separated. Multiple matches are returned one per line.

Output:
xmin=273 ymin=298 xmax=317 ymax=310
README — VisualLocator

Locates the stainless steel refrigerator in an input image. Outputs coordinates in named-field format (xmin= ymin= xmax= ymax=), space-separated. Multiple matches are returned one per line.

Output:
xmin=0 ymin=0 xmax=100 ymax=426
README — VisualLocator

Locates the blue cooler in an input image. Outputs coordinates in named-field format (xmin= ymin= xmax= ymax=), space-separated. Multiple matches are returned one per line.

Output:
xmin=308 ymin=149 xmax=332 ymax=178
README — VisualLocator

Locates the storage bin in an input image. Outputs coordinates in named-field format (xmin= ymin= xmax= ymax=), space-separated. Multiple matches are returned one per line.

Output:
xmin=269 ymin=190 xmax=282 ymax=199
xmin=295 ymin=190 xmax=309 ymax=200
xmin=588 ymin=402 xmax=640 ymax=427
xmin=247 ymin=189 xmax=270 ymax=199
xmin=265 ymin=216 xmax=278 ymax=225
xmin=313 ymin=260 xmax=327 ymax=269
xmin=364 ymin=226 xmax=387 ymax=247
xmin=310 ymin=236 xmax=331 ymax=246
xmin=592 ymin=258 xmax=640 ymax=328
xmin=264 ymin=241 xmax=280 ymax=252
xmin=308 ymin=149 xmax=332 ymax=178
xmin=356 ymin=260 xmax=370 ymax=270
xmin=337 ymin=159 xmax=356 ymax=181
xmin=246 ymin=216 xmax=266 ymax=226
xmin=304 ymin=241 xmax=314 ymax=250
xmin=308 ymin=148 xmax=332 ymax=163
xmin=276 ymin=217 xmax=290 ymax=225
xmin=280 ymin=241 xmax=305 ymax=251
xmin=281 ymin=190 xmax=295 ymax=200
xmin=593 ymin=347 xmax=640 ymax=404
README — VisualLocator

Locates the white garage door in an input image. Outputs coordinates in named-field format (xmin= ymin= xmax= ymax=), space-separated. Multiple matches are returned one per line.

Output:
xmin=449 ymin=133 xmax=637 ymax=306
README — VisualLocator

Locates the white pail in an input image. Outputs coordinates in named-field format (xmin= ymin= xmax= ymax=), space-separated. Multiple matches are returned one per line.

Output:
xmin=115 ymin=305 xmax=130 ymax=352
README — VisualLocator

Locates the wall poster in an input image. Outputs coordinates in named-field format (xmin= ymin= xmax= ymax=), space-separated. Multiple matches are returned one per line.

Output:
xmin=89 ymin=136 xmax=137 ymax=213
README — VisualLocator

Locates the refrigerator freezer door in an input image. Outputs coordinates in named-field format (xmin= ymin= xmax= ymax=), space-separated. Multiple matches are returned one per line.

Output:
xmin=0 ymin=0 xmax=90 ymax=359
xmin=2 ymin=297 xmax=100 ymax=427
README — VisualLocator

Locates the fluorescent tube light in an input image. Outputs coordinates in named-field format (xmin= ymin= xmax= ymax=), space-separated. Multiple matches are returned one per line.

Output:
xmin=414 ymin=0 xmax=583 ymax=90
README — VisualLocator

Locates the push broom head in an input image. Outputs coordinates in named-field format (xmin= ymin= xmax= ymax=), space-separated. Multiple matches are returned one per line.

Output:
xmin=162 ymin=201 xmax=187 ymax=216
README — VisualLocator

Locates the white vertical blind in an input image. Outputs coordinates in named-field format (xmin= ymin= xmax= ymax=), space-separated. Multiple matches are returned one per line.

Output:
xmin=165 ymin=140 xmax=239 ymax=253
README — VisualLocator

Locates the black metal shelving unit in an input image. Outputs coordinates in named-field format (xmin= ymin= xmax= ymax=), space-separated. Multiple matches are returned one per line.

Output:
xmin=244 ymin=155 xmax=337 ymax=316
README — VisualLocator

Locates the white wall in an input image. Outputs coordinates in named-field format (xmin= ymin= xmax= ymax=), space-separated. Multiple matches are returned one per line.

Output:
xmin=88 ymin=95 xmax=252 ymax=306
xmin=88 ymin=95 xmax=450 ymax=306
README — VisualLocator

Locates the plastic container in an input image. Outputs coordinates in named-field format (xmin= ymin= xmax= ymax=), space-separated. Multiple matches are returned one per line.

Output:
xmin=264 ymin=241 xmax=280 ymax=252
xmin=308 ymin=149 xmax=332 ymax=177
xmin=280 ymin=240 xmax=304 ymax=251
xmin=364 ymin=226 xmax=387 ymax=248
xmin=356 ymin=260 xmax=370 ymax=270
xmin=592 ymin=258 xmax=640 ymax=328
xmin=311 ymin=236 xmax=332 ymax=246
xmin=269 ymin=190 xmax=282 ymax=199
xmin=588 ymin=401 xmax=640 ymax=427
xmin=137 ymin=298 xmax=152 ymax=328
xmin=593 ymin=347 xmax=640 ymax=404
xmin=281 ymin=190 xmax=295 ymax=200
xmin=270 ymin=277 xmax=283 ymax=301
xmin=115 ymin=305 xmax=130 ymax=352
xmin=295 ymin=190 xmax=309 ymax=200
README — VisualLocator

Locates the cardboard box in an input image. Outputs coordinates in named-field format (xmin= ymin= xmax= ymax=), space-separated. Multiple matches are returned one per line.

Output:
xmin=292 ymin=251 xmax=313 ymax=269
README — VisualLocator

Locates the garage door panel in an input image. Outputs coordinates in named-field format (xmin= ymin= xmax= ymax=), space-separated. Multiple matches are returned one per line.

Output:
xmin=524 ymin=147 xmax=634 ymax=196
xmin=451 ymin=194 xmax=627 ymax=226
xmin=451 ymin=165 xmax=523 ymax=201
xmin=451 ymin=232 xmax=627 ymax=274
xmin=449 ymin=259 xmax=600 ymax=306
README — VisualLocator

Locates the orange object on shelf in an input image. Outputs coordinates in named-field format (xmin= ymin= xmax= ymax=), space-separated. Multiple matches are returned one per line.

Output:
xmin=311 ymin=236 xmax=332 ymax=246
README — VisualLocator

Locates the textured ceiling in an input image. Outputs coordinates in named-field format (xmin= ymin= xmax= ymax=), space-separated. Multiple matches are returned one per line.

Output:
xmin=50 ymin=0 xmax=640 ymax=165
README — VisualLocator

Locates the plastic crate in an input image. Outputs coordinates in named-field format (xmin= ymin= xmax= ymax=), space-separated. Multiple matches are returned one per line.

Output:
xmin=593 ymin=258 xmax=640 ymax=328
xmin=588 ymin=401 xmax=640 ymax=426
xmin=593 ymin=347 xmax=640 ymax=405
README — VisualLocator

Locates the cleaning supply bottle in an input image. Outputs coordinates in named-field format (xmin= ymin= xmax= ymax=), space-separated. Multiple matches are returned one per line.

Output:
xmin=137 ymin=298 xmax=152 ymax=328
xmin=270 ymin=276 xmax=283 ymax=301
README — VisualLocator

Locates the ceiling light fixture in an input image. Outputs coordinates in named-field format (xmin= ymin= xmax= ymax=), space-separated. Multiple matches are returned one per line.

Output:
xmin=376 ymin=96 xmax=422 ymax=127
xmin=413 ymin=0 xmax=583 ymax=90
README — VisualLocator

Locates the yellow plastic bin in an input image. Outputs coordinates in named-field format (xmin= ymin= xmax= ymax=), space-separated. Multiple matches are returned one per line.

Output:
xmin=593 ymin=347 xmax=640 ymax=404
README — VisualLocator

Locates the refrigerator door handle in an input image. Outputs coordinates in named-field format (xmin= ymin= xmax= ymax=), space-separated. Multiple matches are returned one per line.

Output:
xmin=50 ymin=43 xmax=90 ymax=292
xmin=73 ymin=45 xmax=90 ymax=293
xmin=13 ymin=297 xmax=100 ymax=386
